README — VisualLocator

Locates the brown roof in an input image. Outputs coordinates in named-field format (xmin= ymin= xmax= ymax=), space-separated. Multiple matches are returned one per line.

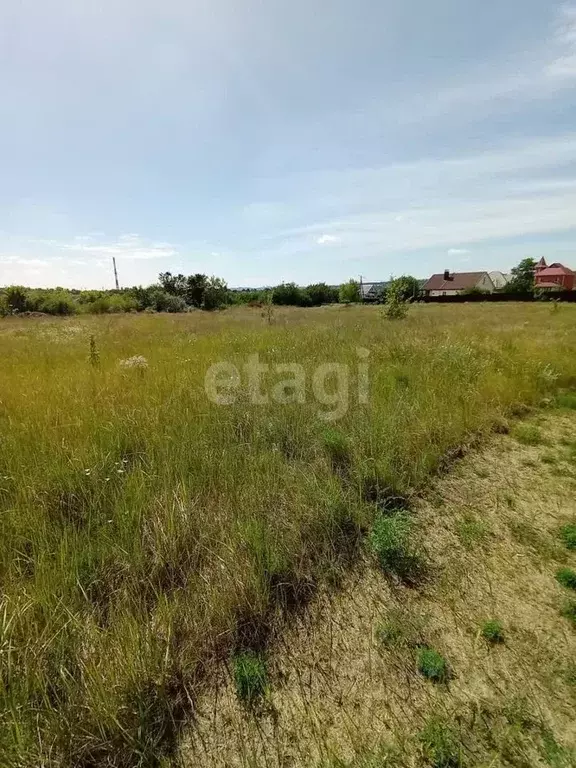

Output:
xmin=423 ymin=272 xmax=488 ymax=292
xmin=537 ymin=265 xmax=573 ymax=277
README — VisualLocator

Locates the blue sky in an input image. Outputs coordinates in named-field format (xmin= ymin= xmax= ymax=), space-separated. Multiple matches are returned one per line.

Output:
xmin=1 ymin=0 xmax=576 ymax=289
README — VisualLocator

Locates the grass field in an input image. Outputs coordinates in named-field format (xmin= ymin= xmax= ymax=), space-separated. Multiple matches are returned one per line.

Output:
xmin=1 ymin=303 xmax=576 ymax=767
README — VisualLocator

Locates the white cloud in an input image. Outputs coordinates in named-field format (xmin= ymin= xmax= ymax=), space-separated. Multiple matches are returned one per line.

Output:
xmin=0 ymin=255 xmax=49 ymax=267
xmin=39 ymin=234 xmax=179 ymax=260
xmin=316 ymin=234 xmax=341 ymax=245
xmin=447 ymin=248 xmax=470 ymax=255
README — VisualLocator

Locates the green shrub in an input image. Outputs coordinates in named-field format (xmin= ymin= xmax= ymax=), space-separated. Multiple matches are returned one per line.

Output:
xmin=417 ymin=648 xmax=449 ymax=682
xmin=339 ymin=279 xmax=361 ymax=304
xmin=560 ymin=524 xmax=576 ymax=550
xmin=511 ymin=424 xmax=543 ymax=446
xmin=556 ymin=568 xmax=576 ymax=590
xmin=560 ymin=600 xmax=576 ymax=627
xmin=232 ymin=651 xmax=268 ymax=704
xmin=370 ymin=514 xmax=423 ymax=582
xmin=556 ymin=392 xmax=576 ymax=410
xmin=481 ymin=619 xmax=505 ymax=644
xmin=419 ymin=716 xmax=464 ymax=767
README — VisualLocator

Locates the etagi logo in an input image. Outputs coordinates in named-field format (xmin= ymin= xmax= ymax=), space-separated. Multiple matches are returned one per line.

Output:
xmin=205 ymin=348 xmax=370 ymax=421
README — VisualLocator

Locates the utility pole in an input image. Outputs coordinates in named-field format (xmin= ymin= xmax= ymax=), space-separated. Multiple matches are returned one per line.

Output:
xmin=112 ymin=257 xmax=120 ymax=290
xmin=359 ymin=274 xmax=364 ymax=301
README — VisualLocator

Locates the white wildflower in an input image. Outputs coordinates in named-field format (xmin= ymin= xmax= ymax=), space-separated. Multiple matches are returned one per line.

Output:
xmin=119 ymin=355 xmax=149 ymax=370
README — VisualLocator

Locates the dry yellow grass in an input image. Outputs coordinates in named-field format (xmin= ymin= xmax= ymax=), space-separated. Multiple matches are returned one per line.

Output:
xmin=184 ymin=410 xmax=576 ymax=767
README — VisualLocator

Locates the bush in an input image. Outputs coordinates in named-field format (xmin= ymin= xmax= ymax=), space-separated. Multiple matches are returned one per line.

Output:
xmin=339 ymin=279 xmax=361 ymax=304
xmin=4 ymin=285 xmax=29 ymax=313
xmin=382 ymin=284 xmax=409 ymax=320
xmin=481 ymin=619 xmax=505 ymax=643
xmin=417 ymin=648 xmax=450 ymax=683
xmin=272 ymin=282 xmax=308 ymax=306
xmin=556 ymin=568 xmax=576 ymax=590
xmin=232 ymin=651 xmax=268 ymax=704
xmin=370 ymin=513 xmax=423 ymax=582
xmin=305 ymin=283 xmax=339 ymax=306
xmin=560 ymin=524 xmax=576 ymax=550
xmin=202 ymin=277 xmax=229 ymax=310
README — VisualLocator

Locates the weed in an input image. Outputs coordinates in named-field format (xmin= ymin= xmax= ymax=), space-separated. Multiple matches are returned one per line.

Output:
xmin=556 ymin=568 xmax=576 ymax=590
xmin=560 ymin=523 xmax=576 ymax=550
xmin=370 ymin=513 xmax=424 ymax=583
xmin=232 ymin=651 xmax=269 ymax=705
xmin=481 ymin=619 xmax=505 ymax=643
xmin=88 ymin=334 xmax=100 ymax=367
xmin=419 ymin=716 xmax=464 ymax=767
xmin=511 ymin=424 xmax=543 ymax=446
xmin=417 ymin=648 xmax=450 ymax=683
xmin=560 ymin=600 xmax=576 ymax=628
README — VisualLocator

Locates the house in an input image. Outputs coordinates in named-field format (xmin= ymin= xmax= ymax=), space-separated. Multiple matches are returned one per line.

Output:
xmin=534 ymin=258 xmax=575 ymax=291
xmin=488 ymin=271 xmax=511 ymax=290
xmin=360 ymin=281 xmax=389 ymax=301
xmin=422 ymin=270 xmax=495 ymax=296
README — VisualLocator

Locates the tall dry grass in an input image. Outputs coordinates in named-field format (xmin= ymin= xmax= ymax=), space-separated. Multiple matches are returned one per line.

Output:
xmin=1 ymin=303 xmax=575 ymax=767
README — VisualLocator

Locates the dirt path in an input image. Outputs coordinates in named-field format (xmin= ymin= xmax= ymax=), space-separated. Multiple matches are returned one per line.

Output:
xmin=182 ymin=410 xmax=576 ymax=767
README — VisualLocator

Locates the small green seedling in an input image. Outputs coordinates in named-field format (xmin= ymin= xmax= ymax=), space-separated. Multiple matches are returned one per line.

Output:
xmin=556 ymin=567 xmax=576 ymax=590
xmin=481 ymin=619 xmax=505 ymax=644
xmin=232 ymin=651 xmax=268 ymax=704
xmin=560 ymin=524 xmax=576 ymax=550
xmin=417 ymin=648 xmax=449 ymax=683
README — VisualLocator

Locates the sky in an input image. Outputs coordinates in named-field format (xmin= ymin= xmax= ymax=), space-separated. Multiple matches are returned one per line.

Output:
xmin=1 ymin=0 xmax=576 ymax=289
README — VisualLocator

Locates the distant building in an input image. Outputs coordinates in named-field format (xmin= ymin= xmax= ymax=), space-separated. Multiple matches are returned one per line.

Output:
xmin=360 ymin=281 xmax=390 ymax=301
xmin=488 ymin=271 xmax=511 ymax=290
xmin=422 ymin=271 xmax=495 ymax=296
xmin=534 ymin=258 xmax=575 ymax=291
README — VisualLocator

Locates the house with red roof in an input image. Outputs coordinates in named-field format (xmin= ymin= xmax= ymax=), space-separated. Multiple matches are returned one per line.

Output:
xmin=422 ymin=270 xmax=495 ymax=296
xmin=534 ymin=258 xmax=575 ymax=291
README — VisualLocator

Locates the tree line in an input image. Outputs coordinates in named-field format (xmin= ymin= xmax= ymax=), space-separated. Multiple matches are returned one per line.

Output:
xmin=0 ymin=274 xmax=384 ymax=316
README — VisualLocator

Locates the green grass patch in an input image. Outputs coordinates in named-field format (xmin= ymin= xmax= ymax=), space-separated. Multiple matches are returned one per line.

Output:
xmin=556 ymin=392 xmax=576 ymax=410
xmin=370 ymin=513 xmax=424 ymax=583
xmin=481 ymin=619 xmax=505 ymax=644
xmin=511 ymin=424 xmax=544 ymax=446
xmin=418 ymin=716 xmax=464 ymax=767
xmin=375 ymin=608 xmax=427 ymax=649
xmin=417 ymin=648 xmax=450 ymax=683
xmin=456 ymin=515 xmax=491 ymax=550
xmin=556 ymin=568 xmax=576 ymax=590
xmin=232 ymin=651 xmax=269 ymax=705
xmin=560 ymin=523 xmax=576 ymax=550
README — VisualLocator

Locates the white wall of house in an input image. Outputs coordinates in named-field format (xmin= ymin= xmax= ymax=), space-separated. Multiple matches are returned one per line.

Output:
xmin=429 ymin=289 xmax=460 ymax=296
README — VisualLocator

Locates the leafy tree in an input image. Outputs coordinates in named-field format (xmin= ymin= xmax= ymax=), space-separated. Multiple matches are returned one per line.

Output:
xmin=507 ymin=258 xmax=536 ymax=294
xmin=339 ymin=279 xmax=361 ymax=304
xmin=305 ymin=283 xmax=339 ymax=306
xmin=4 ymin=286 xmax=29 ymax=313
xmin=158 ymin=272 xmax=187 ymax=297
xmin=185 ymin=274 xmax=208 ymax=307
xmin=202 ymin=276 xmax=228 ymax=310
xmin=382 ymin=282 xmax=409 ymax=319
xmin=385 ymin=276 xmax=420 ymax=302
xmin=272 ymin=283 xmax=307 ymax=306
